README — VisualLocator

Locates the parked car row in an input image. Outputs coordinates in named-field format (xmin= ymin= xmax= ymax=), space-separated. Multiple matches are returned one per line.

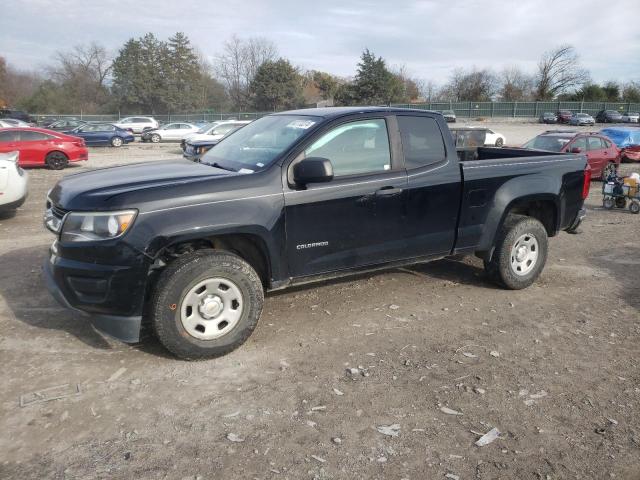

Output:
xmin=542 ymin=109 xmax=639 ymax=124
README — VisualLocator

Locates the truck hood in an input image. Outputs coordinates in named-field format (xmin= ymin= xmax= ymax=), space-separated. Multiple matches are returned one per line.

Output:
xmin=49 ymin=159 xmax=234 ymax=210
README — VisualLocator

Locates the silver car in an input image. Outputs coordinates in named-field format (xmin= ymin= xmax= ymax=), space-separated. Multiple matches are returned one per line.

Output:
xmin=141 ymin=123 xmax=200 ymax=143
xmin=569 ymin=113 xmax=595 ymax=126
xmin=113 ymin=116 xmax=159 ymax=134
xmin=622 ymin=112 xmax=639 ymax=123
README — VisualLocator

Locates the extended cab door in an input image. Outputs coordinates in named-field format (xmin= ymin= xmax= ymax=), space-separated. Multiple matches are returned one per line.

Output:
xmin=284 ymin=116 xmax=407 ymax=277
xmin=396 ymin=114 xmax=462 ymax=258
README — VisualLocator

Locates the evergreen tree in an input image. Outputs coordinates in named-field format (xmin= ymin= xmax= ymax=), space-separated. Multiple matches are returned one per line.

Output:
xmin=352 ymin=49 xmax=403 ymax=105
xmin=250 ymin=59 xmax=303 ymax=111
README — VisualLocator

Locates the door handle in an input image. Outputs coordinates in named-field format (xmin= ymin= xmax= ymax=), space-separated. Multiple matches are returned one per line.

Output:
xmin=375 ymin=186 xmax=403 ymax=196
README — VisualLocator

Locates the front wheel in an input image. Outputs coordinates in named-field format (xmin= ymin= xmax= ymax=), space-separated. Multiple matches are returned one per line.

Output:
xmin=111 ymin=136 xmax=123 ymax=147
xmin=629 ymin=201 xmax=640 ymax=214
xmin=151 ymin=133 xmax=161 ymax=143
xmin=495 ymin=137 xmax=504 ymax=147
xmin=150 ymin=250 xmax=264 ymax=360
xmin=484 ymin=214 xmax=548 ymax=290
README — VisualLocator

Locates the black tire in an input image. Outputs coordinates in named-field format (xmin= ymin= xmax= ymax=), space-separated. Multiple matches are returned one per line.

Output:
xmin=150 ymin=250 xmax=264 ymax=360
xmin=111 ymin=136 xmax=123 ymax=147
xmin=603 ymin=197 xmax=615 ymax=209
xmin=615 ymin=196 xmax=627 ymax=209
xmin=629 ymin=201 xmax=640 ymax=214
xmin=45 ymin=151 xmax=68 ymax=170
xmin=483 ymin=214 xmax=548 ymax=290
xmin=151 ymin=133 xmax=161 ymax=143
xmin=495 ymin=137 xmax=504 ymax=147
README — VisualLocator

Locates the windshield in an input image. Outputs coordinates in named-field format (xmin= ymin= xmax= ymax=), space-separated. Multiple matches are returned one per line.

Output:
xmin=523 ymin=135 xmax=572 ymax=152
xmin=197 ymin=122 xmax=219 ymax=134
xmin=201 ymin=115 xmax=319 ymax=172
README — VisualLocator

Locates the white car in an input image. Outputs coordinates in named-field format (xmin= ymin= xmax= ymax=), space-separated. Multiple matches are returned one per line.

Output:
xmin=141 ymin=122 xmax=200 ymax=143
xmin=621 ymin=112 xmax=639 ymax=123
xmin=0 ymin=151 xmax=28 ymax=214
xmin=483 ymin=128 xmax=506 ymax=147
xmin=182 ymin=120 xmax=251 ymax=146
xmin=0 ymin=118 xmax=31 ymax=127
xmin=113 ymin=116 xmax=159 ymax=134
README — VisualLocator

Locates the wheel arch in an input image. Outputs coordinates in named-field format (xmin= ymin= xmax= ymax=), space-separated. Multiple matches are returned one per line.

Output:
xmin=475 ymin=176 xmax=561 ymax=262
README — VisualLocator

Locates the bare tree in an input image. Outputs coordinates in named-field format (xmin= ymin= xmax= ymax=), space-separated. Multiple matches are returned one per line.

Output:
xmin=441 ymin=67 xmax=497 ymax=101
xmin=499 ymin=66 xmax=534 ymax=101
xmin=0 ymin=56 xmax=42 ymax=107
xmin=420 ymin=80 xmax=438 ymax=102
xmin=216 ymin=35 xmax=278 ymax=110
xmin=535 ymin=45 xmax=589 ymax=100
xmin=49 ymin=43 xmax=112 ymax=112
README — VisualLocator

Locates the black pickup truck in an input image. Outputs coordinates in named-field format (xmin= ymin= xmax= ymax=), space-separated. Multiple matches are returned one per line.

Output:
xmin=43 ymin=107 xmax=589 ymax=359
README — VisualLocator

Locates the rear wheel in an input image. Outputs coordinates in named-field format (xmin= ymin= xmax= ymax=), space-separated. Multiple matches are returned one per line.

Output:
xmin=111 ymin=136 xmax=123 ymax=147
xmin=629 ymin=201 xmax=640 ymax=214
xmin=484 ymin=214 xmax=548 ymax=290
xmin=150 ymin=250 xmax=264 ymax=360
xmin=615 ymin=196 xmax=627 ymax=209
xmin=495 ymin=137 xmax=504 ymax=147
xmin=45 ymin=151 xmax=68 ymax=170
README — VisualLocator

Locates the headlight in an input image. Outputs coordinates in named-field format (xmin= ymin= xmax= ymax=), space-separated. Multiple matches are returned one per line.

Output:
xmin=60 ymin=210 xmax=137 ymax=242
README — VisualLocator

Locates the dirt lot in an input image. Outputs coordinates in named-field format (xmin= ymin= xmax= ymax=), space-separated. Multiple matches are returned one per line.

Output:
xmin=1 ymin=124 xmax=639 ymax=479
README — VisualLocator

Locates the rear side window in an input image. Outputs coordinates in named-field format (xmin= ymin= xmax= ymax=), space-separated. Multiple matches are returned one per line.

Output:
xmin=603 ymin=138 xmax=612 ymax=148
xmin=19 ymin=131 xmax=51 ymax=141
xmin=588 ymin=137 xmax=603 ymax=150
xmin=397 ymin=116 xmax=445 ymax=169
xmin=0 ymin=130 xmax=20 ymax=142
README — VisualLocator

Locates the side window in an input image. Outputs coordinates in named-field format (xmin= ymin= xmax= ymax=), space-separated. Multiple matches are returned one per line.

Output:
xmin=213 ymin=125 xmax=236 ymax=135
xmin=603 ymin=139 xmax=612 ymax=148
xmin=588 ymin=137 xmax=603 ymax=150
xmin=397 ymin=116 xmax=446 ymax=169
xmin=0 ymin=130 xmax=20 ymax=142
xmin=571 ymin=137 xmax=587 ymax=151
xmin=19 ymin=131 xmax=49 ymax=141
xmin=305 ymin=119 xmax=391 ymax=177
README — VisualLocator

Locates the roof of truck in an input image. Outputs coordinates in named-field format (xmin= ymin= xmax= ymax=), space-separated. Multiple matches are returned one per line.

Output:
xmin=272 ymin=106 xmax=438 ymax=118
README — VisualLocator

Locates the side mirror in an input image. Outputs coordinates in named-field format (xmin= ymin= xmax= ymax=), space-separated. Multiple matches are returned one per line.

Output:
xmin=570 ymin=147 xmax=582 ymax=153
xmin=293 ymin=157 xmax=334 ymax=185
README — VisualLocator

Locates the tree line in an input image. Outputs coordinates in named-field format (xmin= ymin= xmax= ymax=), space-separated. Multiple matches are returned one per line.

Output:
xmin=1 ymin=34 xmax=639 ymax=115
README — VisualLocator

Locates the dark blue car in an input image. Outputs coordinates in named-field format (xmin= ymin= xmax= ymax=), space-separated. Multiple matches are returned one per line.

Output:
xmin=65 ymin=123 xmax=135 ymax=147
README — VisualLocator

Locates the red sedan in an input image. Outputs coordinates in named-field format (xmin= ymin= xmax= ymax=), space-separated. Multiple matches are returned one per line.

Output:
xmin=0 ymin=127 xmax=88 ymax=169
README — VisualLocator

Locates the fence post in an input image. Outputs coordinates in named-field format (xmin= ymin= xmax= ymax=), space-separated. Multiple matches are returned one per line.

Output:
xmin=580 ymin=100 xmax=584 ymax=113
xmin=512 ymin=102 xmax=517 ymax=118
xmin=534 ymin=102 xmax=538 ymax=118
xmin=491 ymin=102 xmax=494 ymax=118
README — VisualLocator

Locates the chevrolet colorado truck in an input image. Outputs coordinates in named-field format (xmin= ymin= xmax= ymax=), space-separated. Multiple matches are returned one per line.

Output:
xmin=43 ymin=107 xmax=590 ymax=359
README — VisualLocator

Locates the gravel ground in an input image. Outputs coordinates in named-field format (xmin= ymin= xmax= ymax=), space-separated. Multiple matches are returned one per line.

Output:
xmin=1 ymin=125 xmax=639 ymax=480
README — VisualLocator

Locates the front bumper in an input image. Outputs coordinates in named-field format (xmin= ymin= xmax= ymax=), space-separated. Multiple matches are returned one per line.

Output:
xmin=43 ymin=247 xmax=144 ymax=343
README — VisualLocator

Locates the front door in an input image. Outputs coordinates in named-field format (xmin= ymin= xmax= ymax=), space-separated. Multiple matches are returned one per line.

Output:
xmin=284 ymin=117 xmax=407 ymax=277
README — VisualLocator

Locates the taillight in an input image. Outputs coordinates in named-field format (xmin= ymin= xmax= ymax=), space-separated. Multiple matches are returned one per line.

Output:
xmin=582 ymin=165 xmax=591 ymax=200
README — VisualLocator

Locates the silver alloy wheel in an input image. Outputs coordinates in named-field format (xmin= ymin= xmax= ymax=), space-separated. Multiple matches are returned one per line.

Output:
xmin=180 ymin=277 xmax=244 ymax=340
xmin=112 ymin=137 xmax=123 ymax=147
xmin=510 ymin=233 xmax=539 ymax=276
xmin=151 ymin=134 xmax=161 ymax=143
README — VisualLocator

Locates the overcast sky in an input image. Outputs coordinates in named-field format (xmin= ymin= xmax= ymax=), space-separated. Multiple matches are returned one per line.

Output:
xmin=2 ymin=0 xmax=639 ymax=85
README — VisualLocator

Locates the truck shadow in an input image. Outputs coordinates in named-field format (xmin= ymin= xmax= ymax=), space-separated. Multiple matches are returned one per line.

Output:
xmin=590 ymin=246 xmax=640 ymax=311
xmin=0 ymin=245 xmax=114 ymax=349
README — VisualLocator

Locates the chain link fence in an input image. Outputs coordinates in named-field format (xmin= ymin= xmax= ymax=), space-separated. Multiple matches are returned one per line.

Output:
xmin=32 ymin=101 xmax=640 ymax=124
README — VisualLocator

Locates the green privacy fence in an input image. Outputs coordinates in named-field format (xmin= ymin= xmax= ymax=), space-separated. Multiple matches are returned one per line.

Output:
xmin=390 ymin=101 xmax=640 ymax=118
xmin=33 ymin=101 xmax=640 ymax=124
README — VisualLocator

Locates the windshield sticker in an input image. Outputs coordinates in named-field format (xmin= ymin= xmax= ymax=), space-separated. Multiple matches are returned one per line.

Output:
xmin=256 ymin=162 xmax=264 ymax=168
xmin=287 ymin=120 xmax=316 ymax=130
xmin=237 ymin=168 xmax=254 ymax=174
